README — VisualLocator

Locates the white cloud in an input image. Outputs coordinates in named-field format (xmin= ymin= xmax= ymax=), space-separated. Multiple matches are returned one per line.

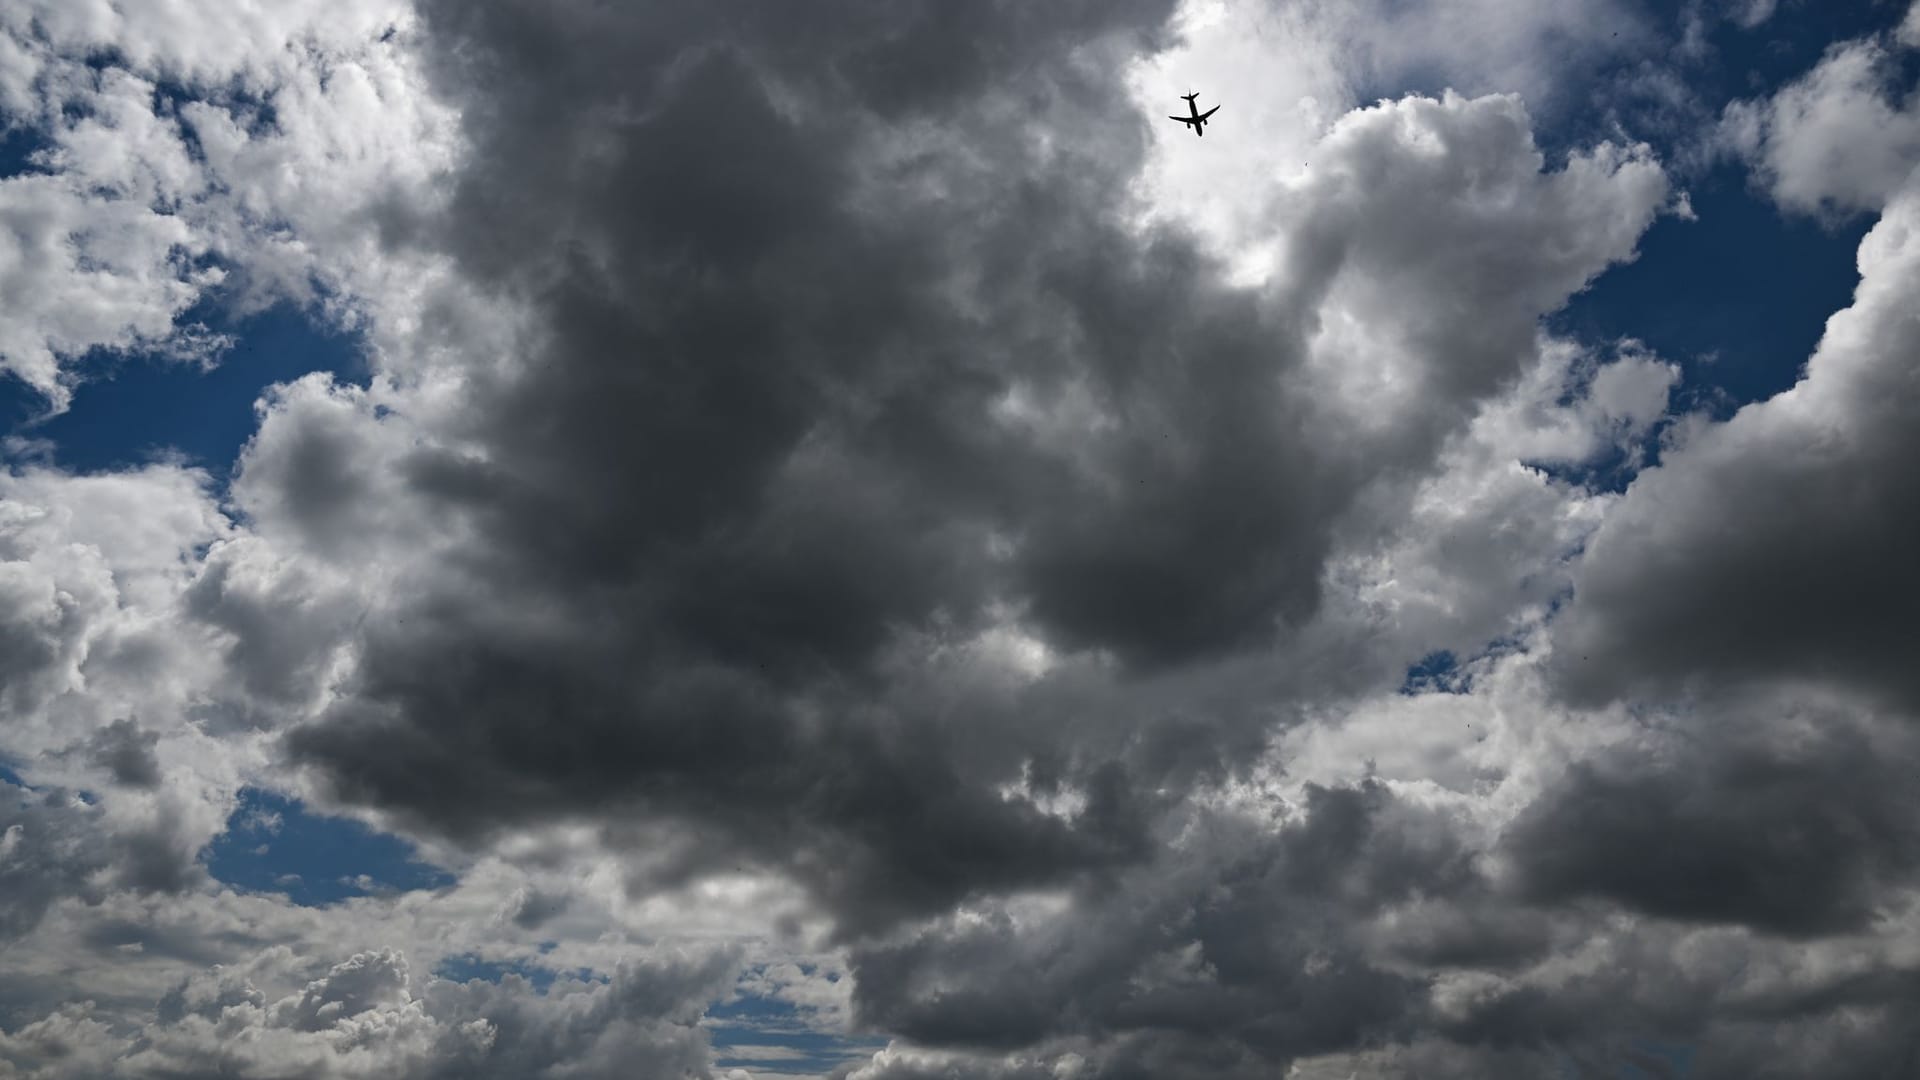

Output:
xmin=1733 ymin=0 xmax=1779 ymax=29
xmin=1321 ymin=337 xmax=1677 ymax=677
xmin=0 ymin=2 xmax=458 ymax=411
xmin=0 ymin=169 xmax=221 ymax=408
xmin=0 ymin=464 xmax=228 ymax=735
xmin=0 ymin=0 xmax=411 ymax=88
xmin=1126 ymin=0 xmax=1660 ymax=269
xmin=1721 ymin=36 xmax=1920 ymax=218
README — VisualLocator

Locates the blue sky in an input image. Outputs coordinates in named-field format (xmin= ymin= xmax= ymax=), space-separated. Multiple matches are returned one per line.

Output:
xmin=201 ymin=788 xmax=453 ymax=907
xmin=5 ymin=1 xmax=1920 ymax=1076
xmin=0 ymin=302 xmax=366 ymax=478
xmin=704 ymin=992 xmax=890 ymax=1077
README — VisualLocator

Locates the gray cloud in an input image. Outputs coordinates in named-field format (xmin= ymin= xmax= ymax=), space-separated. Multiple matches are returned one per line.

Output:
xmin=90 ymin=946 xmax=739 ymax=1080
xmin=15 ymin=1 xmax=1920 ymax=1077
xmin=267 ymin=0 xmax=1664 ymax=953
xmin=79 ymin=720 xmax=163 ymax=790
xmin=0 ymin=781 xmax=111 ymax=945
xmin=1506 ymin=700 xmax=1920 ymax=937
xmin=202 ymin=0 xmax=1675 ymax=1072
xmin=1555 ymin=157 xmax=1920 ymax=712
xmin=847 ymin=783 xmax=1446 ymax=1064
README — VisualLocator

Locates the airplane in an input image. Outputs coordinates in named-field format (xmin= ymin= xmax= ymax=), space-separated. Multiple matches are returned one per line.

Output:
xmin=1169 ymin=91 xmax=1219 ymax=136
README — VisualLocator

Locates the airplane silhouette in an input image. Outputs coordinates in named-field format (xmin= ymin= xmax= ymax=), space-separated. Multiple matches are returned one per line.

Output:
xmin=1169 ymin=91 xmax=1219 ymax=136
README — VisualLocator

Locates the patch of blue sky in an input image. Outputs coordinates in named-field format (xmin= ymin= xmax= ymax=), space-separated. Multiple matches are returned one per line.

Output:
xmin=202 ymin=787 xmax=454 ymax=908
xmin=1399 ymin=618 xmax=1555 ymax=698
xmin=0 ymin=123 xmax=51 ymax=174
xmin=430 ymin=953 xmax=610 ymax=995
xmin=704 ymin=992 xmax=887 ymax=1077
xmin=0 ymin=761 xmax=101 ymax=807
xmin=1678 ymin=1 xmax=1916 ymax=103
xmin=1400 ymin=649 xmax=1466 ymax=695
xmin=1554 ymin=168 xmax=1873 ymax=419
xmin=433 ymin=953 xmax=573 ymax=994
xmin=1547 ymin=1 xmax=1913 ymax=419
xmin=1542 ymin=0 xmax=1913 ymax=154
xmin=0 ymin=298 xmax=368 ymax=480
xmin=1520 ymin=412 xmax=1671 ymax=496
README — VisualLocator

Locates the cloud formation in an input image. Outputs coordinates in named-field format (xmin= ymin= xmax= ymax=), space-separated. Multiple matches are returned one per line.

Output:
xmin=4 ymin=1 xmax=1920 ymax=1078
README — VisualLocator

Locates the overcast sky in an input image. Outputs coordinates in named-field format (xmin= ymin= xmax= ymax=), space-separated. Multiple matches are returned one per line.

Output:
xmin=4 ymin=1 xmax=1920 ymax=1077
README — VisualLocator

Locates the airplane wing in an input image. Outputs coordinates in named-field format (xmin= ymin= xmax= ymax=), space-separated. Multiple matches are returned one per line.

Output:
xmin=1169 ymin=115 xmax=1197 ymax=124
xmin=1197 ymin=105 xmax=1219 ymax=121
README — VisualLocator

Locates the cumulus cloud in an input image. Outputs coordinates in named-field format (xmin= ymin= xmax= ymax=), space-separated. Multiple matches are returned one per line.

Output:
xmin=272 ymin=0 xmax=1664 ymax=846
xmin=0 ymin=0 xmax=453 ymax=411
xmin=6 ymin=1 xmax=1920 ymax=1078
xmin=1720 ymin=28 xmax=1920 ymax=218
xmin=1556 ymin=160 xmax=1920 ymax=712
xmin=85 ymin=946 xmax=732 ymax=1080
xmin=0 ymin=464 xmax=232 ymax=757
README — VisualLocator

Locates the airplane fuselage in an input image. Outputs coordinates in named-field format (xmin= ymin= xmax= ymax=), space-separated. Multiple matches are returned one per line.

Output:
xmin=1171 ymin=94 xmax=1217 ymax=137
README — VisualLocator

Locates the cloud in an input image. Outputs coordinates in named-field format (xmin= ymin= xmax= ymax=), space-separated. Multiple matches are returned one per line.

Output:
xmin=28 ymin=946 xmax=734 ymax=1080
xmin=845 ymin=782 xmax=1454 ymax=1063
xmin=266 ymin=9 xmax=1665 ymax=939
xmin=0 ymin=161 xmax=221 ymax=409
xmin=71 ymin=0 xmax=1676 ymax=1073
xmin=1719 ymin=30 xmax=1920 ymax=219
xmin=1554 ymin=162 xmax=1920 ymax=712
xmin=0 ymin=464 xmax=230 ymax=743
xmin=0 ymin=464 xmax=262 ymax=936
xmin=8 ymin=1 xmax=1920 ymax=1077
xmin=0 ymin=1 xmax=455 ymax=411
xmin=1309 ymin=0 xmax=1649 ymax=112
xmin=1506 ymin=692 xmax=1920 ymax=937
xmin=0 ymin=780 xmax=113 ymax=945
xmin=0 ymin=929 xmax=741 ymax=1079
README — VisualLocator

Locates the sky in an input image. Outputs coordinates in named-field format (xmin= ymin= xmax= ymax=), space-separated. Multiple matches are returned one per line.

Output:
xmin=2 ymin=0 xmax=1920 ymax=1077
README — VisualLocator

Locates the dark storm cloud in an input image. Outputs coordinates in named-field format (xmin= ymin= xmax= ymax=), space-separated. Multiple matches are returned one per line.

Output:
xmin=283 ymin=0 xmax=1338 ymax=920
xmin=0 ymin=781 xmax=109 ymax=943
xmin=846 ymin=783 xmax=1454 ymax=1069
xmin=1553 ymin=176 xmax=1920 ymax=712
xmin=1682 ymin=1007 xmax=1920 ymax=1080
xmin=197 ymin=0 xmax=1668 ymax=1073
xmin=277 ymin=0 xmax=1659 ymax=881
xmin=397 ymin=28 xmax=1334 ymax=671
xmin=1506 ymin=709 xmax=1920 ymax=937
xmin=297 ymin=632 xmax=1160 ymax=931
